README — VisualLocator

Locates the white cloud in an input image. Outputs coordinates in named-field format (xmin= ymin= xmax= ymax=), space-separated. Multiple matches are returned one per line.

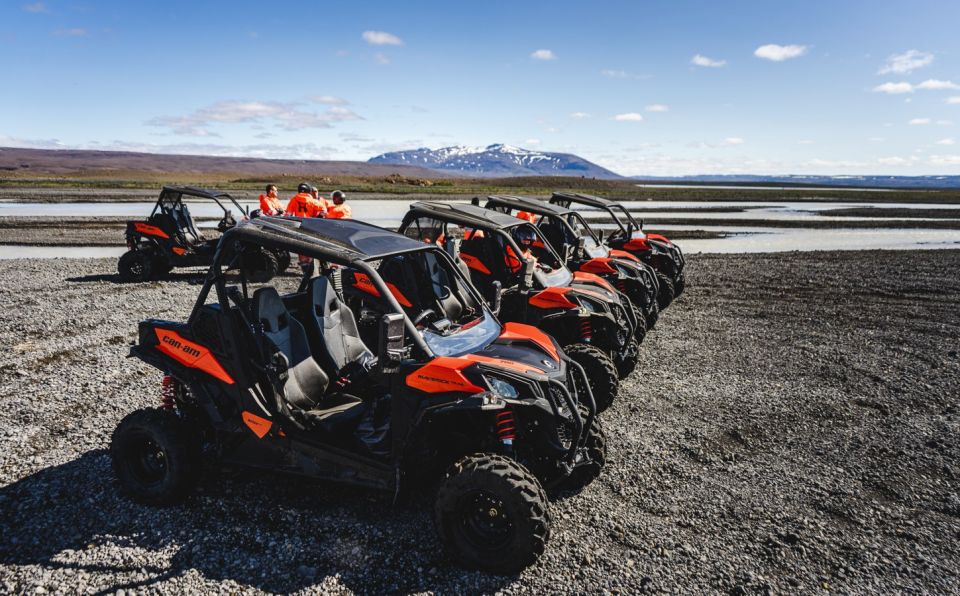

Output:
xmin=917 ymin=79 xmax=960 ymax=91
xmin=374 ymin=52 xmax=390 ymax=65
xmin=948 ymin=96 xmax=960 ymax=105
xmin=930 ymin=154 xmax=960 ymax=165
xmin=938 ymin=120 xmax=955 ymax=126
xmin=754 ymin=44 xmax=808 ymax=62
xmin=362 ymin=30 xmax=403 ymax=46
xmin=600 ymin=69 xmax=646 ymax=80
xmin=147 ymin=100 xmax=363 ymax=136
xmin=53 ymin=28 xmax=88 ymax=37
xmin=804 ymin=158 xmax=868 ymax=168
xmin=524 ymin=138 xmax=541 ymax=146
xmin=878 ymin=50 xmax=934 ymax=75
xmin=309 ymin=95 xmax=349 ymax=105
xmin=22 ymin=2 xmax=49 ymax=13
xmin=569 ymin=112 xmax=592 ymax=119
xmin=877 ymin=156 xmax=909 ymax=166
xmin=645 ymin=104 xmax=669 ymax=112
xmin=721 ymin=137 xmax=745 ymax=146
xmin=530 ymin=49 xmax=556 ymax=61
xmin=798 ymin=139 xmax=814 ymax=145
xmin=936 ymin=138 xmax=956 ymax=145
xmin=909 ymin=118 xmax=931 ymax=125
xmin=873 ymin=81 xmax=914 ymax=94
xmin=691 ymin=54 xmax=726 ymax=68
xmin=612 ymin=113 xmax=644 ymax=122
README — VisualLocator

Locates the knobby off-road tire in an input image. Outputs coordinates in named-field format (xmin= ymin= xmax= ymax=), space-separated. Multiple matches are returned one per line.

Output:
xmin=656 ymin=272 xmax=675 ymax=311
xmin=555 ymin=406 xmax=607 ymax=493
xmin=240 ymin=248 xmax=279 ymax=283
xmin=435 ymin=454 xmax=551 ymax=574
xmin=645 ymin=298 xmax=660 ymax=330
xmin=674 ymin=270 xmax=686 ymax=297
xmin=111 ymin=408 xmax=201 ymax=506
xmin=564 ymin=343 xmax=619 ymax=413
xmin=630 ymin=303 xmax=648 ymax=343
xmin=118 ymin=250 xmax=153 ymax=282
xmin=273 ymin=249 xmax=292 ymax=273
xmin=614 ymin=338 xmax=641 ymax=378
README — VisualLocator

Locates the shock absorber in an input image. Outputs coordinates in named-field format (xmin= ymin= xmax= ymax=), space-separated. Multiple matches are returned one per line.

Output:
xmin=160 ymin=376 xmax=175 ymax=411
xmin=579 ymin=318 xmax=592 ymax=341
xmin=495 ymin=409 xmax=516 ymax=448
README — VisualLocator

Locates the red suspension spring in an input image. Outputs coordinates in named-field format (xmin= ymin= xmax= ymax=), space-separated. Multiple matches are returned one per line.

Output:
xmin=495 ymin=409 xmax=516 ymax=444
xmin=579 ymin=318 xmax=592 ymax=341
xmin=617 ymin=279 xmax=628 ymax=294
xmin=160 ymin=376 xmax=175 ymax=411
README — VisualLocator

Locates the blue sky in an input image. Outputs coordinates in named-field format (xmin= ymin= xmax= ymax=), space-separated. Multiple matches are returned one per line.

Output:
xmin=2 ymin=0 xmax=959 ymax=176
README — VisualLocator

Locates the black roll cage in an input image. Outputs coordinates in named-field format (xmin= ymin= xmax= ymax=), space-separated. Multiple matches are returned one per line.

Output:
xmin=150 ymin=186 xmax=250 ymax=219
xmin=187 ymin=217 xmax=504 ymax=359
xmin=551 ymin=193 xmax=642 ymax=239
xmin=483 ymin=195 xmax=606 ymax=249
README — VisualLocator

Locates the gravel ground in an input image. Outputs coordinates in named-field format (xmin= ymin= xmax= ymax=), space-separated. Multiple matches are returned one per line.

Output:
xmin=0 ymin=250 xmax=958 ymax=594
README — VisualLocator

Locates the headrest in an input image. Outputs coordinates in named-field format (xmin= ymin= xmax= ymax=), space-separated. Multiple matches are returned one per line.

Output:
xmin=253 ymin=287 xmax=288 ymax=333
xmin=309 ymin=276 xmax=339 ymax=316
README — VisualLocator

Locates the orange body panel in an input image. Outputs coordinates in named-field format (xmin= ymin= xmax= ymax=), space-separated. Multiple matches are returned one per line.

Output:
xmin=172 ymin=247 xmax=187 ymax=255
xmin=572 ymin=271 xmax=616 ymax=293
xmin=242 ymin=411 xmax=273 ymax=438
xmin=134 ymin=222 xmax=170 ymax=239
xmin=352 ymin=272 xmax=413 ymax=307
xmin=645 ymin=233 xmax=671 ymax=244
xmin=464 ymin=353 xmax=545 ymax=375
xmin=406 ymin=357 xmax=486 ymax=394
xmin=609 ymin=249 xmax=641 ymax=263
xmin=154 ymin=328 xmax=235 ymax=385
xmin=624 ymin=237 xmax=651 ymax=251
xmin=499 ymin=321 xmax=560 ymax=362
xmin=580 ymin=257 xmax=617 ymax=275
xmin=529 ymin=287 xmax=578 ymax=310
xmin=459 ymin=252 xmax=491 ymax=275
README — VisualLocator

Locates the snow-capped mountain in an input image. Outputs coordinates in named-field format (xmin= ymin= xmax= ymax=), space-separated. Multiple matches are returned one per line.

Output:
xmin=368 ymin=144 xmax=623 ymax=179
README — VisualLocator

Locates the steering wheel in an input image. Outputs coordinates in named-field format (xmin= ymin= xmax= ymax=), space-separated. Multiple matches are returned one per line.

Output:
xmin=413 ymin=308 xmax=438 ymax=326
xmin=217 ymin=210 xmax=236 ymax=232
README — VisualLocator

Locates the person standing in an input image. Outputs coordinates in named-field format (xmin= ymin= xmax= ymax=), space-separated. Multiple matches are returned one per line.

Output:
xmin=285 ymin=183 xmax=324 ymax=218
xmin=258 ymin=184 xmax=284 ymax=216
xmin=326 ymin=190 xmax=352 ymax=219
xmin=309 ymin=186 xmax=330 ymax=217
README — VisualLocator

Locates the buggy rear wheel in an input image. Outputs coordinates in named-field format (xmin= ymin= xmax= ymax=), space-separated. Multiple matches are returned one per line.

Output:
xmin=111 ymin=408 xmax=200 ymax=505
xmin=645 ymin=299 xmax=659 ymax=330
xmin=629 ymin=303 xmax=647 ymax=343
xmin=564 ymin=343 xmax=619 ymax=413
xmin=655 ymin=272 xmax=675 ymax=310
xmin=118 ymin=250 xmax=153 ymax=282
xmin=674 ymin=270 xmax=686 ymax=297
xmin=435 ymin=454 xmax=550 ymax=573
xmin=240 ymin=248 xmax=279 ymax=283
xmin=273 ymin=249 xmax=291 ymax=273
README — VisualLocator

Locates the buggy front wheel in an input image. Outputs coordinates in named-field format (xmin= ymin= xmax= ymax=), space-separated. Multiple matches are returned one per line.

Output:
xmin=564 ymin=343 xmax=619 ymax=412
xmin=118 ymin=250 xmax=153 ymax=282
xmin=435 ymin=454 xmax=550 ymax=574
xmin=240 ymin=248 xmax=279 ymax=283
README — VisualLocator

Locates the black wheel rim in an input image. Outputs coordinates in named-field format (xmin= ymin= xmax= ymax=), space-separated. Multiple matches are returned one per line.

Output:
xmin=128 ymin=256 xmax=144 ymax=277
xmin=457 ymin=490 xmax=515 ymax=551
xmin=124 ymin=432 xmax=168 ymax=487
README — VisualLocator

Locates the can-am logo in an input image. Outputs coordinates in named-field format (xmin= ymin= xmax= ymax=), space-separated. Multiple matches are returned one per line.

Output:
xmin=161 ymin=334 xmax=201 ymax=358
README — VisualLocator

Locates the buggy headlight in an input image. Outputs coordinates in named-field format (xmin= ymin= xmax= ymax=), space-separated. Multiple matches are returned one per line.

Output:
xmin=578 ymin=296 xmax=603 ymax=313
xmin=485 ymin=375 xmax=520 ymax=398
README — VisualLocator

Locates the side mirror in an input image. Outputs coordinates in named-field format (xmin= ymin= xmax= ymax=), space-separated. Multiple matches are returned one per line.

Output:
xmin=519 ymin=257 xmax=536 ymax=291
xmin=378 ymin=313 xmax=406 ymax=373
xmin=488 ymin=280 xmax=502 ymax=315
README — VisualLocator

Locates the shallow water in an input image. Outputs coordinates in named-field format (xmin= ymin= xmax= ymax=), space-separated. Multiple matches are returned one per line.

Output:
xmin=2 ymin=199 xmax=960 ymax=257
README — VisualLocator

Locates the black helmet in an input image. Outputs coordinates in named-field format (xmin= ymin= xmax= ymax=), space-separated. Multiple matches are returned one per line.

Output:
xmin=297 ymin=182 xmax=311 ymax=193
xmin=331 ymin=190 xmax=346 ymax=202
xmin=514 ymin=226 xmax=536 ymax=248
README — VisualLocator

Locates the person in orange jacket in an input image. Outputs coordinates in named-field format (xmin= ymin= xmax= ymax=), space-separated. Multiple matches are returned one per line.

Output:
xmin=326 ymin=190 xmax=352 ymax=219
xmin=309 ymin=186 xmax=331 ymax=215
xmin=516 ymin=210 xmax=538 ymax=224
xmin=285 ymin=183 xmax=325 ymax=218
xmin=258 ymin=184 xmax=283 ymax=216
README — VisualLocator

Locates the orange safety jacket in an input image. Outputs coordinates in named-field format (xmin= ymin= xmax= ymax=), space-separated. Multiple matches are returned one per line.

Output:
xmin=285 ymin=193 xmax=324 ymax=218
xmin=259 ymin=194 xmax=284 ymax=216
xmin=326 ymin=203 xmax=352 ymax=219
xmin=516 ymin=211 xmax=538 ymax=223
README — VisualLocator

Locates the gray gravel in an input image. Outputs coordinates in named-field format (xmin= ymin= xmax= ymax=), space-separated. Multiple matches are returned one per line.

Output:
xmin=1 ymin=250 xmax=959 ymax=594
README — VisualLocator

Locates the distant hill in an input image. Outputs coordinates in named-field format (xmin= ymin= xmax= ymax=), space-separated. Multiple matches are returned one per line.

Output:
xmin=369 ymin=144 xmax=623 ymax=179
xmin=0 ymin=147 xmax=445 ymax=179
xmin=633 ymin=174 xmax=960 ymax=189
